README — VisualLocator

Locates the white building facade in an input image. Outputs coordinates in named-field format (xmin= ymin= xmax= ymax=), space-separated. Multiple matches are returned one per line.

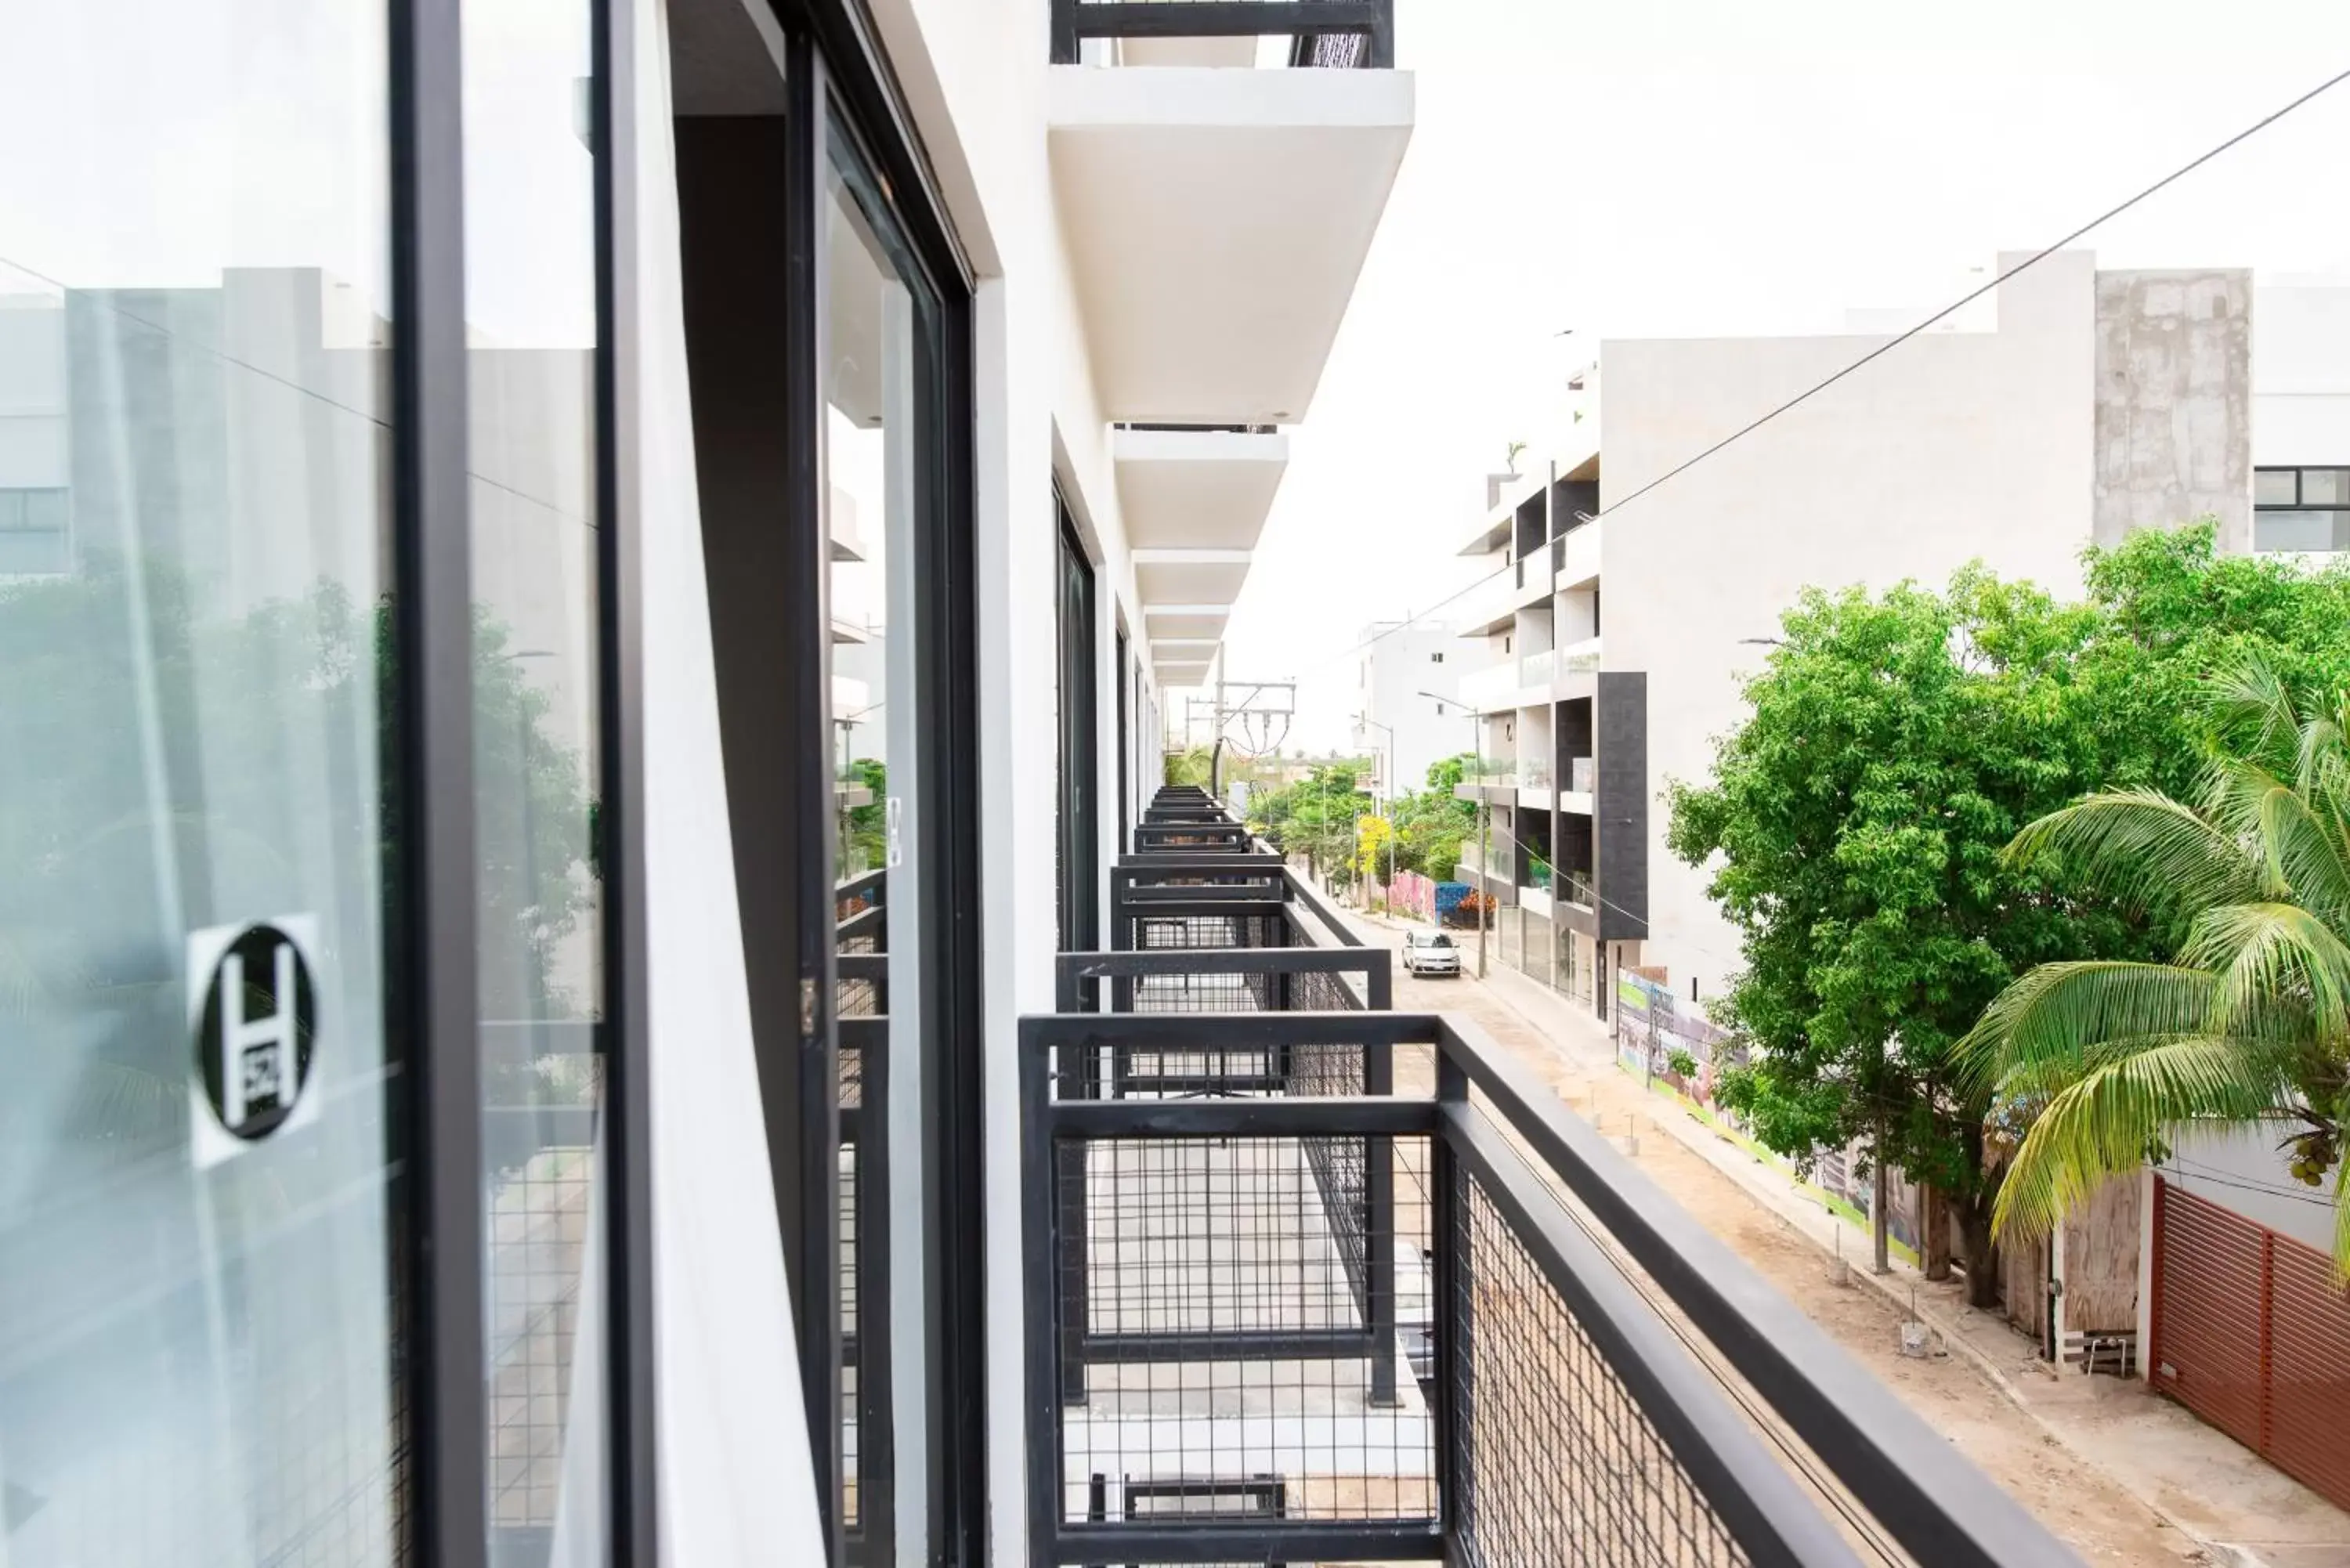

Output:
xmin=1443 ymin=255 xmax=2350 ymax=1025
xmin=1351 ymin=616 xmax=1460 ymax=799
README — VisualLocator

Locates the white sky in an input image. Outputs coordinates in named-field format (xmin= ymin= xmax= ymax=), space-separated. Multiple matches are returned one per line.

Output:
xmin=1212 ymin=0 xmax=2350 ymax=751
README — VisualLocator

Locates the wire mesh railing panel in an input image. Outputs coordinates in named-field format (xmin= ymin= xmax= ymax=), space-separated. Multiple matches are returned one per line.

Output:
xmin=1129 ymin=970 xmax=1273 ymax=1015
xmin=1452 ymin=1165 xmax=1750 ymax=1568
xmin=1054 ymin=1133 xmax=1437 ymax=1531
xmin=1139 ymin=914 xmax=1246 ymax=949
xmin=1129 ymin=912 xmax=1287 ymax=962
xmin=1282 ymin=967 xmax=1378 ymax=1329
xmin=486 ymin=1144 xmax=594 ymax=1540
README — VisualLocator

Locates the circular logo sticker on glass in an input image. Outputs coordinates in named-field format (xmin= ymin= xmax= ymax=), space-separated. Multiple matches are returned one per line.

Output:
xmin=190 ymin=919 xmax=320 ymax=1154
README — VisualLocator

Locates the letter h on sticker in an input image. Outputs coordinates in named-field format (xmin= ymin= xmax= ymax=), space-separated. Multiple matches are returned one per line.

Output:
xmin=219 ymin=940 xmax=298 ymax=1130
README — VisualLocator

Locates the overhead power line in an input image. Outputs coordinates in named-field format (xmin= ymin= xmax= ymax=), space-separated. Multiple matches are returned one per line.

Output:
xmin=1285 ymin=63 xmax=2350 ymax=683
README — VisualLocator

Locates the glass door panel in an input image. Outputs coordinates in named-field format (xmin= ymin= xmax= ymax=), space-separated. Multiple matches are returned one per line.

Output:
xmin=0 ymin=5 xmax=403 ymax=1563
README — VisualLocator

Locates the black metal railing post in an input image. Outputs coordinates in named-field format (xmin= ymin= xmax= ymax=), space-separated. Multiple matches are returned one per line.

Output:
xmin=1429 ymin=1047 xmax=1466 ymax=1536
xmin=1364 ymin=969 xmax=1399 ymax=1407
xmin=1019 ymin=1022 xmax=1065 ymax=1552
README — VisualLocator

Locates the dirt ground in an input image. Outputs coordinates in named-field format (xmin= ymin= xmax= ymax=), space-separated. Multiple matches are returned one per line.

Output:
xmin=1393 ymin=962 xmax=2210 ymax=1566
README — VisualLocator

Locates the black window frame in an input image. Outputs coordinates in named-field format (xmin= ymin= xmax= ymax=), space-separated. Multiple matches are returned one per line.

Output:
xmin=2254 ymin=465 xmax=2350 ymax=551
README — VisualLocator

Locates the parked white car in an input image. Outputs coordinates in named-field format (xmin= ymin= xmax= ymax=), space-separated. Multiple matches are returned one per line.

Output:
xmin=1401 ymin=930 xmax=1461 ymax=977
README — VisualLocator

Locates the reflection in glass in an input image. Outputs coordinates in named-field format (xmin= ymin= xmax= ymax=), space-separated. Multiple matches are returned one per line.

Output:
xmin=2255 ymin=509 xmax=2350 ymax=554
xmin=2301 ymin=469 xmax=2349 ymax=507
xmin=0 ymin=4 xmax=402 ymax=1566
xmin=461 ymin=2 xmax=606 ymax=1563
xmin=826 ymin=146 xmax=933 ymax=1550
xmin=2255 ymin=468 xmax=2301 ymax=507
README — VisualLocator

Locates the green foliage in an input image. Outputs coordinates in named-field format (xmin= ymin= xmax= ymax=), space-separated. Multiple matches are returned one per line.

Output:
xmin=1249 ymin=761 xmax=1372 ymax=884
xmin=1959 ymin=651 xmax=2350 ymax=1269
xmin=840 ymin=757 xmax=888 ymax=876
xmin=1666 ymin=522 xmax=2350 ymax=1285
xmin=1163 ymin=746 xmax=1213 ymax=788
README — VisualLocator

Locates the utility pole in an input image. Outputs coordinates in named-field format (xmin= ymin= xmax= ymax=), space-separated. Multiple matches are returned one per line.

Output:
xmin=1202 ymin=674 xmax=1296 ymax=811
xmin=1354 ymin=714 xmax=1398 ymax=908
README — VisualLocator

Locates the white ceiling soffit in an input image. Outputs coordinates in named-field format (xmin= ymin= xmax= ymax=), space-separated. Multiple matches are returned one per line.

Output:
xmin=1154 ymin=661 xmax=1214 ymax=688
xmin=1113 ymin=425 xmax=1289 ymax=551
xmin=1117 ymin=36 xmax=1257 ymax=67
xmin=1135 ymin=547 xmax=1252 ymax=607
xmin=1150 ymin=637 xmax=1222 ymax=674
xmin=1049 ymin=67 xmax=1415 ymax=425
xmin=1142 ymin=605 xmax=1230 ymax=641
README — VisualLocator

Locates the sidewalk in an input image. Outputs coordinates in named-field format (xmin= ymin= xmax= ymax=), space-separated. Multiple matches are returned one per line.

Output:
xmin=1448 ymin=943 xmax=2350 ymax=1568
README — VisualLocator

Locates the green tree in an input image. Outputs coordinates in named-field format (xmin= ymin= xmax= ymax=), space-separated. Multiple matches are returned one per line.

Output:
xmin=837 ymin=757 xmax=888 ymax=875
xmin=1959 ymin=652 xmax=2350 ymax=1270
xmin=1666 ymin=570 xmax=2139 ymax=1299
xmin=1668 ymin=522 xmax=2350 ymax=1301
xmin=1249 ymin=761 xmax=1372 ymax=884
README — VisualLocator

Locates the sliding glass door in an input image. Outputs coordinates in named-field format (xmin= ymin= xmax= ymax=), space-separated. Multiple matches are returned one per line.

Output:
xmin=0 ymin=5 xmax=407 ymax=1564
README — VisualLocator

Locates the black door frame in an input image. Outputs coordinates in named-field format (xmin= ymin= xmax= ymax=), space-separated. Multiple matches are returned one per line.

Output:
xmin=1115 ymin=625 xmax=1130 ymax=856
xmin=794 ymin=10 xmax=985 ymax=1559
xmin=1055 ymin=497 xmax=1100 ymax=956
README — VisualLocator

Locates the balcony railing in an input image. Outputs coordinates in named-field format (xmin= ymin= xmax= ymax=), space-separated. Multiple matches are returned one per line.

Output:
xmin=1023 ymin=786 xmax=2081 ymax=1567
xmin=1019 ymin=1000 xmax=2077 ymax=1566
xmin=1518 ymin=647 xmax=1556 ymax=690
xmin=1050 ymin=0 xmax=1396 ymax=68
xmin=1567 ymin=754 xmax=1595 ymax=795
xmin=1133 ymin=818 xmax=1252 ymax=852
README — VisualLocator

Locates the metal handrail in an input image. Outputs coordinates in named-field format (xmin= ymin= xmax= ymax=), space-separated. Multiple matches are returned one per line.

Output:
xmin=1016 ymin=1007 xmax=2084 ymax=1568
xmin=1048 ymin=0 xmax=1395 ymax=68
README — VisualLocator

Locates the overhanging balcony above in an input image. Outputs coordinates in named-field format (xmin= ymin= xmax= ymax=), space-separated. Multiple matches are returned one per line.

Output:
xmin=1114 ymin=425 xmax=1288 ymax=551
xmin=1135 ymin=546 xmax=1248 ymax=603
xmin=1146 ymin=603 xmax=1229 ymax=685
xmin=1048 ymin=13 xmax=1413 ymax=425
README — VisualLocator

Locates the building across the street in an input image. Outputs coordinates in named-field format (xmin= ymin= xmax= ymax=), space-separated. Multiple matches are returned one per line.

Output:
xmin=1351 ymin=616 xmax=1460 ymax=799
xmin=1441 ymin=254 xmax=2350 ymax=1021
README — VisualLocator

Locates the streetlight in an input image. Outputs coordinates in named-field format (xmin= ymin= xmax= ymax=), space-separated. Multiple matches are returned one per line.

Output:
xmin=1352 ymin=713 xmax=1397 ymax=909
xmin=1418 ymin=690 xmax=1488 ymax=978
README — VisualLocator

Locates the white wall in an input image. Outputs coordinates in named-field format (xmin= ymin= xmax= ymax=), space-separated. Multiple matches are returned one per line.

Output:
xmin=2254 ymin=278 xmax=2350 ymax=468
xmin=1357 ymin=617 xmax=1461 ymax=796
xmin=1600 ymin=250 xmax=2100 ymax=1001
xmin=2160 ymin=1126 xmax=2337 ymax=1256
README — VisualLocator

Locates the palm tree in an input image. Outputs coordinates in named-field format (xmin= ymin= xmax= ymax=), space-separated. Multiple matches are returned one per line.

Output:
xmin=1958 ymin=652 xmax=2350 ymax=1271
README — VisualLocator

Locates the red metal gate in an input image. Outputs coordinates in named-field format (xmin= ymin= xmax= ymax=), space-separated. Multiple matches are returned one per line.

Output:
xmin=2152 ymin=1179 xmax=2350 ymax=1510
